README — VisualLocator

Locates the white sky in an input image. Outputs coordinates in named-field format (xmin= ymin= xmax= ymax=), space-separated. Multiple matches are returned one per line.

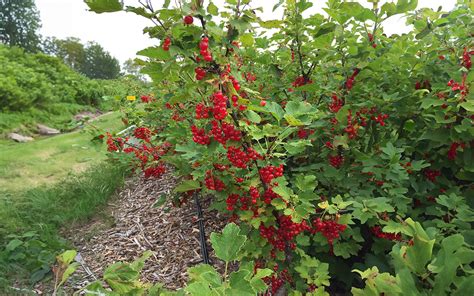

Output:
xmin=36 ymin=0 xmax=456 ymax=65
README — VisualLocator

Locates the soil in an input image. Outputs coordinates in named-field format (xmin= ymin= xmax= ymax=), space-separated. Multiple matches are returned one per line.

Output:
xmin=62 ymin=170 xmax=229 ymax=292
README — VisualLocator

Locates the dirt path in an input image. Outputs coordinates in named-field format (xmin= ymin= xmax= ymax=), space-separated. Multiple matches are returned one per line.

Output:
xmin=63 ymin=171 xmax=228 ymax=292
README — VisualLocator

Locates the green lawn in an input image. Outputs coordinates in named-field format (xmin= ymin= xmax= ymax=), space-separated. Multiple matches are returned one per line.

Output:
xmin=0 ymin=112 xmax=123 ymax=193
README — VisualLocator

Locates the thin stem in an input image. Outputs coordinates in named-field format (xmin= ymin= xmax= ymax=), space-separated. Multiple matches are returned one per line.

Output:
xmin=224 ymin=261 xmax=229 ymax=279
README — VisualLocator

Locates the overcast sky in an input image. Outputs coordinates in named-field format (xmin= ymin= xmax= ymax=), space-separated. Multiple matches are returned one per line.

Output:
xmin=35 ymin=0 xmax=456 ymax=64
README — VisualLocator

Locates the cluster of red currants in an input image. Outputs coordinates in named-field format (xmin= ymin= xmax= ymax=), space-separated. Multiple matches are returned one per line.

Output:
xmin=249 ymin=186 xmax=260 ymax=204
xmin=143 ymin=165 xmax=166 ymax=178
xmin=204 ymin=171 xmax=225 ymax=191
xmin=140 ymin=95 xmax=152 ymax=103
xmin=292 ymin=75 xmax=312 ymax=88
xmin=134 ymin=127 xmax=152 ymax=142
xmin=226 ymin=193 xmax=253 ymax=211
xmin=211 ymin=91 xmax=228 ymax=120
xmin=368 ymin=33 xmax=376 ymax=48
xmin=311 ymin=218 xmax=347 ymax=247
xmin=448 ymin=142 xmax=464 ymax=160
xmin=199 ymin=37 xmax=212 ymax=62
xmin=328 ymin=94 xmax=343 ymax=113
xmin=259 ymin=164 xmax=284 ymax=184
xmin=228 ymin=75 xmax=241 ymax=91
xmin=195 ymin=103 xmax=210 ymax=119
xmin=372 ymin=113 xmax=389 ymax=126
xmin=371 ymin=226 xmax=402 ymax=241
xmin=424 ymin=169 xmax=441 ymax=183
xmin=262 ymin=187 xmax=280 ymax=204
xmin=345 ymin=110 xmax=358 ymax=139
xmin=259 ymin=215 xmax=309 ymax=251
xmin=211 ymin=120 xmax=241 ymax=145
xmin=345 ymin=68 xmax=360 ymax=90
xmin=329 ymin=155 xmax=344 ymax=169
xmin=194 ymin=67 xmax=206 ymax=80
xmin=106 ymin=133 xmax=126 ymax=152
xmin=226 ymin=146 xmax=262 ymax=169
xmin=230 ymin=95 xmax=247 ymax=111
xmin=162 ymin=37 xmax=171 ymax=51
xmin=462 ymin=47 xmax=473 ymax=69
xmin=263 ymin=268 xmax=291 ymax=295
xmin=191 ymin=125 xmax=210 ymax=145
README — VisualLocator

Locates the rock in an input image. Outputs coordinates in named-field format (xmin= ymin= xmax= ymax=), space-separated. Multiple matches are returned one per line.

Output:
xmin=37 ymin=124 xmax=60 ymax=135
xmin=9 ymin=133 xmax=34 ymax=142
xmin=74 ymin=111 xmax=95 ymax=121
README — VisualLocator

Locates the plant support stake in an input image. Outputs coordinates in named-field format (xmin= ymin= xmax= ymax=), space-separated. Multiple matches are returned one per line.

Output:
xmin=194 ymin=192 xmax=210 ymax=265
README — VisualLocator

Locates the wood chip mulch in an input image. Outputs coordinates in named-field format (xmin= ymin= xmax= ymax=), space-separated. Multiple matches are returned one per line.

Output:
xmin=63 ymin=170 xmax=229 ymax=292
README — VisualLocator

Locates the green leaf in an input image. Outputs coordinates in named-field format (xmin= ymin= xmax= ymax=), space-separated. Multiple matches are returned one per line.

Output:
xmin=397 ymin=268 xmax=419 ymax=295
xmin=294 ymin=249 xmax=331 ymax=286
xmin=245 ymin=110 xmax=261 ymax=123
xmin=210 ymin=223 xmax=246 ymax=262
xmin=335 ymin=105 xmax=350 ymax=124
xmin=227 ymin=270 xmax=255 ymax=296
xmin=340 ymin=2 xmax=376 ymax=21
xmin=284 ymin=114 xmax=304 ymax=126
xmin=239 ymin=33 xmax=255 ymax=47
xmin=453 ymin=275 xmax=474 ymax=296
xmin=153 ymin=194 xmax=167 ymax=208
xmin=272 ymin=179 xmax=294 ymax=201
xmin=188 ymin=264 xmax=222 ymax=287
xmin=125 ymin=6 xmax=152 ymax=18
xmin=103 ymin=263 xmax=140 ymax=293
xmin=83 ymin=281 xmax=110 ymax=294
xmin=6 ymin=239 xmax=23 ymax=252
xmin=266 ymin=102 xmax=285 ymax=121
xmin=333 ymin=242 xmax=361 ymax=259
xmin=296 ymin=234 xmax=311 ymax=246
xmin=185 ymin=282 xmax=213 ymax=296
xmin=250 ymin=268 xmax=271 ymax=293
xmin=130 ymin=250 xmax=153 ymax=272
xmin=285 ymin=101 xmax=310 ymax=115
xmin=259 ymin=20 xmax=283 ymax=29
xmin=59 ymin=262 xmax=80 ymax=287
xmin=396 ymin=0 xmax=418 ymax=14
xmin=415 ymin=26 xmax=432 ymax=39
xmin=57 ymin=250 xmax=77 ymax=265
xmin=430 ymin=234 xmax=466 ymax=295
xmin=314 ymin=23 xmax=336 ymax=38
xmin=460 ymin=101 xmax=474 ymax=112
xmin=84 ymin=0 xmax=123 ymax=13
xmin=207 ymin=2 xmax=218 ymax=15
xmin=284 ymin=140 xmax=312 ymax=155
xmin=271 ymin=198 xmax=287 ymax=210
xmin=399 ymin=218 xmax=435 ymax=275
xmin=174 ymin=180 xmax=201 ymax=192
xmin=137 ymin=46 xmax=171 ymax=60
xmin=295 ymin=174 xmax=317 ymax=192
xmin=381 ymin=2 xmax=397 ymax=17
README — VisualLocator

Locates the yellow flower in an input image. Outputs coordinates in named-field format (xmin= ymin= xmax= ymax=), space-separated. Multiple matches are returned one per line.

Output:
xmin=126 ymin=95 xmax=136 ymax=101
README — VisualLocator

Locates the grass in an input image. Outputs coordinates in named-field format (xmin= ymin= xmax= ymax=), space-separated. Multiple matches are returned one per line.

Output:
xmin=0 ymin=111 xmax=129 ymax=291
xmin=0 ymin=163 xmax=129 ymax=291
xmin=0 ymin=112 xmax=123 ymax=193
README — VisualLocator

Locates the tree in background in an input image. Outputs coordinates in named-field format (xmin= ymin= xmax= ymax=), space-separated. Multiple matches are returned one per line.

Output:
xmin=79 ymin=42 xmax=120 ymax=79
xmin=44 ymin=38 xmax=120 ymax=80
xmin=122 ymin=58 xmax=145 ymax=81
xmin=0 ymin=0 xmax=41 ymax=52
xmin=43 ymin=37 xmax=86 ymax=71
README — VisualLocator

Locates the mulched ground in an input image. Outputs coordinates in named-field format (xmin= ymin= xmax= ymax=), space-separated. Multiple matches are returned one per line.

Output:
xmin=63 ymin=170 xmax=229 ymax=292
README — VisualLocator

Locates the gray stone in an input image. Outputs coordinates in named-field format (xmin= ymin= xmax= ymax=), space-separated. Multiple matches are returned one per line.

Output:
xmin=37 ymin=124 xmax=60 ymax=135
xmin=9 ymin=133 xmax=34 ymax=142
